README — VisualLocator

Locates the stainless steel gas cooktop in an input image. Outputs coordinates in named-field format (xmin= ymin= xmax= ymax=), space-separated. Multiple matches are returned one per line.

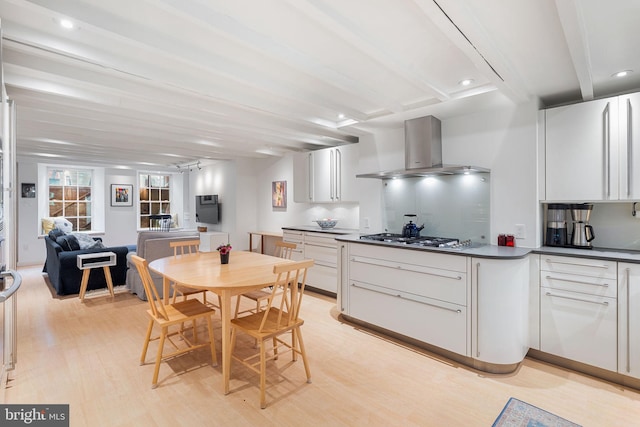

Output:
xmin=359 ymin=233 xmax=472 ymax=248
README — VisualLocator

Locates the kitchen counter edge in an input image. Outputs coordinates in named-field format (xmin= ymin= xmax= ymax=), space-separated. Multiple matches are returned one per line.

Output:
xmin=282 ymin=226 xmax=359 ymax=235
xmin=334 ymin=235 xmax=640 ymax=262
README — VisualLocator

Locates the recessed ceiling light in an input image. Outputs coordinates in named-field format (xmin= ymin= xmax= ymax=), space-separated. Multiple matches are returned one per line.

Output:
xmin=59 ymin=19 xmax=75 ymax=29
xmin=459 ymin=79 xmax=474 ymax=86
xmin=613 ymin=70 xmax=633 ymax=78
xmin=338 ymin=113 xmax=345 ymax=120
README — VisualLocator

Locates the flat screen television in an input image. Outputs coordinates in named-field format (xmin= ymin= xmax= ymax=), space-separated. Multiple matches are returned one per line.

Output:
xmin=195 ymin=195 xmax=220 ymax=224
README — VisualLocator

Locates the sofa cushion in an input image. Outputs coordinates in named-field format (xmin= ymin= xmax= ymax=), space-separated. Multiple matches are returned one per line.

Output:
xmin=49 ymin=228 xmax=66 ymax=241
xmin=56 ymin=234 xmax=81 ymax=251
xmin=53 ymin=217 xmax=73 ymax=233
xmin=42 ymin=217 xmax=56 ymax=234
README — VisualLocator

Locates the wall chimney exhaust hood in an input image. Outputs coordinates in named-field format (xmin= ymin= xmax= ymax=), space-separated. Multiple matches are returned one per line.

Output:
xmin=356 ymin=116 xmax=489 ymax=179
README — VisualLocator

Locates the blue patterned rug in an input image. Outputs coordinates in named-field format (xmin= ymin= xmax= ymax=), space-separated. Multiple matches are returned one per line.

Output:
xmin=492 ymin=397 xmax=582 ymax=427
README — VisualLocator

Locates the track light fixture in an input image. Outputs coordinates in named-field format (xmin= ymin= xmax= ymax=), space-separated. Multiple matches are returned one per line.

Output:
xmin=176 ymin=160 xmax=202 ymax=173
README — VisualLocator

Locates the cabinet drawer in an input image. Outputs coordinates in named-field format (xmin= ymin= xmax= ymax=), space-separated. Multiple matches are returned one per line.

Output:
xmin=305 ymin=243 xmax=337 ymax=267
xmin=283 ymin=230 xmax=304 ymax=245
xmin=541 ymin=255 xmax=616 ymax=279
xmin=540 ymin=287 xmax=617 ymax=371
xmin=350 ymin=243 xmax=466 ymax=272
xmin=350 ymin=255 xmax=466 ymax=305
xmin=306 ymin=263 xmax=337 ymax=293
xmin=305 ymin=232 xmax=337 ymax=247
xmin=541 ymin=271 xmax=617 ymax=298
xmin=349 ymin=280 xmax=468 ymax=356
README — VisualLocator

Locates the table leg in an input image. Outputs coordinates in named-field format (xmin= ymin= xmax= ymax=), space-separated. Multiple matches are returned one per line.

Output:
xmin=103 ymin=266 xmax=115 ymax=297
xmin=221 ymin=289 xmax=231 ymax=394
xmin=79 ymin=269 xmax=90 ymax=302
xmin=249 ymin=233 xmax=254 ymax=253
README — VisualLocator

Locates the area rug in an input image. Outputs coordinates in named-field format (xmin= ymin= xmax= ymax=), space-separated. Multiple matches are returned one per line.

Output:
xmin=492 ymin=397 xmax=581 ymax=427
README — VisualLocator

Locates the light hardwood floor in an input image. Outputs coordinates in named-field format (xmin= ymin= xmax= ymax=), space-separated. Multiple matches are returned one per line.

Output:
xmin=3 ymin=266 xmax=640 ymax=426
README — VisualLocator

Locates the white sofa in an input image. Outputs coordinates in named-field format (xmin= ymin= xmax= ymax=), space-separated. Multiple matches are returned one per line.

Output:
xmin=126 ymin=230 xmax=200 ymax=300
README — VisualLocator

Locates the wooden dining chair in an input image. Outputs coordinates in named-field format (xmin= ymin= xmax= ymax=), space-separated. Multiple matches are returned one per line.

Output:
xmin=230 ymin=259 xmax=314 ymax=408
xmin=130 ymin=255 xmax=218 ymax=389
xmin=234 ymin=241 xmax=297 ymax=317
xmin=169 ymin=240 xmax=211 ymax=306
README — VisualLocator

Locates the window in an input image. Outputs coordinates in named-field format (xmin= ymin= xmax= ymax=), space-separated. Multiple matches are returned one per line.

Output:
xmin=139 ymin=173 xmax=171 ymax=229
xmin=47 ymin=168 xmax=93 ymax=231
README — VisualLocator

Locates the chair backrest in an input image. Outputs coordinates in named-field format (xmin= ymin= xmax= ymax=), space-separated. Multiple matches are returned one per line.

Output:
xmin=257 ymin=259 xmax=314 ymax=332
xmin=130 ymin=254 xmax=169 ymax=320
xmin=274 ymin=241 xmax=297 ymax=260
xmin=170 ymin=239 xmax=200 ymax=257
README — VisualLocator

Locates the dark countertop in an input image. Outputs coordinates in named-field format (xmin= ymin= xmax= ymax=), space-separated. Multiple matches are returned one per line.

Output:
xmin=282 ymin=226 xmax=359 ymax=235
xmin=335 ymin=234 xmax=530 ymax=259
xmin=533 ymin=245 xmax=640 ymax=263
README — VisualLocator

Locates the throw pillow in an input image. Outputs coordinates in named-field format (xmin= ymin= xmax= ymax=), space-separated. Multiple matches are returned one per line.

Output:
xmin=49 ymin=228 xmax=66 ymax=241
xmin=72 ymin=233 xmax=105 ymax=250
xmin=42 ymin=218 xmax=55 ymax=234
xmin=53 ymin=217 xmax=73 ymax=233
xmin=56 ymin=235 xmax=81 ymax=251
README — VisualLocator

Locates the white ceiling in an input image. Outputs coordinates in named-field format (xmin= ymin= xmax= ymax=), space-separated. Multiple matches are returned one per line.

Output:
xmin=1 ymin=0 xmax=639 ymax=169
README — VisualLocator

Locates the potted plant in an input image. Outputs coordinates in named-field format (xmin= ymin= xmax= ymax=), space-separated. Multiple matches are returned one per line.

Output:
xmin=217 ymin=243 xmax=232 ymax=264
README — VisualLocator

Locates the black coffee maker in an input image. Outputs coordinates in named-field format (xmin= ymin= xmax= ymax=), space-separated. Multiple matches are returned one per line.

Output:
xmin=545 ymin=203 xmax=568 ymax=246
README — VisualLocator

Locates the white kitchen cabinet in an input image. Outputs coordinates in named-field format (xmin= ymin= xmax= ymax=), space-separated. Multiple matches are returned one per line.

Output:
xmin=304 ymin=232 xmax=338 ymax=293
xmin=618 ymin=263 xmax=640 ymax=379
xmin=540 ymin=255 xmax=617 ymax=371
xmin=282 ymin=230 xmax=304 ymax=261
xmin=471 ymin=257 xmax=529 ymax=365
xmin=292 ymin=144 xmax=359 ymax=203
xmin=545 ymin=92 xmax=640 ymax=201
xmin=347 ymin=243 xmax=470 ymax=356
xmin=545 ymin=95 xmax=619 ymax=201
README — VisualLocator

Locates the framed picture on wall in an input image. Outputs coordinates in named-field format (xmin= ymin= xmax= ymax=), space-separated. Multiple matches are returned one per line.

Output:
xmin=272 ymin=180 xmax=286 ymax=208
xmin=111 ymin=184 xmax=133 ymax=206
xmin=21 ymin=183 xmax=36 ymax=198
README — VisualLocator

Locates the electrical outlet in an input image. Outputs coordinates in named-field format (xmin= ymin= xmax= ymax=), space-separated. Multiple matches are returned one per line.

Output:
xmin=515 ymin=224 xmax=526 ymax=239
xmin=363 ymin=217 xmax=370 ymax=228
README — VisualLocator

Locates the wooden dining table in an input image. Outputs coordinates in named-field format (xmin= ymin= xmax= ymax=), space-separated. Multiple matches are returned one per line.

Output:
xmin=148 ymin=250 xmax=295 ymax=394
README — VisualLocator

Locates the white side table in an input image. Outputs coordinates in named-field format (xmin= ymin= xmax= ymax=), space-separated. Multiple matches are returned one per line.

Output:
xmin=199 ymin=232 xmax=229 ymax=252
xmin=77 ymin=252 xmax=117 ymax=302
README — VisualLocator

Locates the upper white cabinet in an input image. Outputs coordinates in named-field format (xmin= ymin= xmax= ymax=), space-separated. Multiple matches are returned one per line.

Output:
xmin=293 ymin=144 xmax=359 ymax=203
xmin=545 ymin=92 xmax=640 ymax=201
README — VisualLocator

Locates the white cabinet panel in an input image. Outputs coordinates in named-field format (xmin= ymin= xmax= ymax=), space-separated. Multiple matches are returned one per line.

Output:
xmin=292 ymin=145 xmax=359 ymax=203
xmin=618 ymin=263 xmax=640 ymax=379
xmin=349 ymin=280 xmax=468 ymax=355
xmin=541 ymin=255 xmax=616 ymax=279
xmin=540 ymin=288 xmax=617 ymax=371
xmin=545 ymin=96 xmax=619 ymax=201
xmin=306 ymin=263 xmax=337 ymax=293
xmin=472 ymin=257 xmax=529 ymax=365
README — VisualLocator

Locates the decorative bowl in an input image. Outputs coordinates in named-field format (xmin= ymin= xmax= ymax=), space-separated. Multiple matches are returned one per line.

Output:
xmin=315 ymin=219 xmax=338 ymax=229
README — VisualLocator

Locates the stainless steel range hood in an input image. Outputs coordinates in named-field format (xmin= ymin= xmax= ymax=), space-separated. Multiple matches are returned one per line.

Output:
xmin=356 ymin=116 xmax=489 ymax=179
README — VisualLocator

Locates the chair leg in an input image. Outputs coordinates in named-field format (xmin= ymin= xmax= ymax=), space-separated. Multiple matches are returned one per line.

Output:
xmin=294 ymin=327 xmax=312 ymax=383
xmin=140 ymin=319 xmax=154 ymax=364
xmin=152 ymin=327 xmax=167 ymax=388
xmin=259 ymin=339 xmax=267 ymax=409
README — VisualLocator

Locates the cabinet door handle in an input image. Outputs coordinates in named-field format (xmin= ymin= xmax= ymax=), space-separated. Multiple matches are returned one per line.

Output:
xmin=476 ymin=262 xmax=480 ymax=358
xmin=308 ymin=153 xmax=313 ymax=201
xmin=544 ymin=291 xmax=609 ymax=306
xmin=628 ymin=98 xmax=633 ymax=197
xmin=626 ymin=268 xmax=631 ymax=373
xmin=545 ymin=275 xmax=610 ymax=287
xmin=336 ymin=148 xmax=342 ymax=200
xmin=545 ymin=259 xmax=609 ymax=269
xmin=604 ymin=102 xmax=611 ymax=199
xmin=330 ymin=149 xmax=335 ymax=200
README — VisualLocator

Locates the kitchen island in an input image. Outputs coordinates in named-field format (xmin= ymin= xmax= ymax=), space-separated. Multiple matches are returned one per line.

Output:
xmin=336 ymin=234 xmax=640 ymax=388
xmin=335 ymin=234 xmax=530 ymax=374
